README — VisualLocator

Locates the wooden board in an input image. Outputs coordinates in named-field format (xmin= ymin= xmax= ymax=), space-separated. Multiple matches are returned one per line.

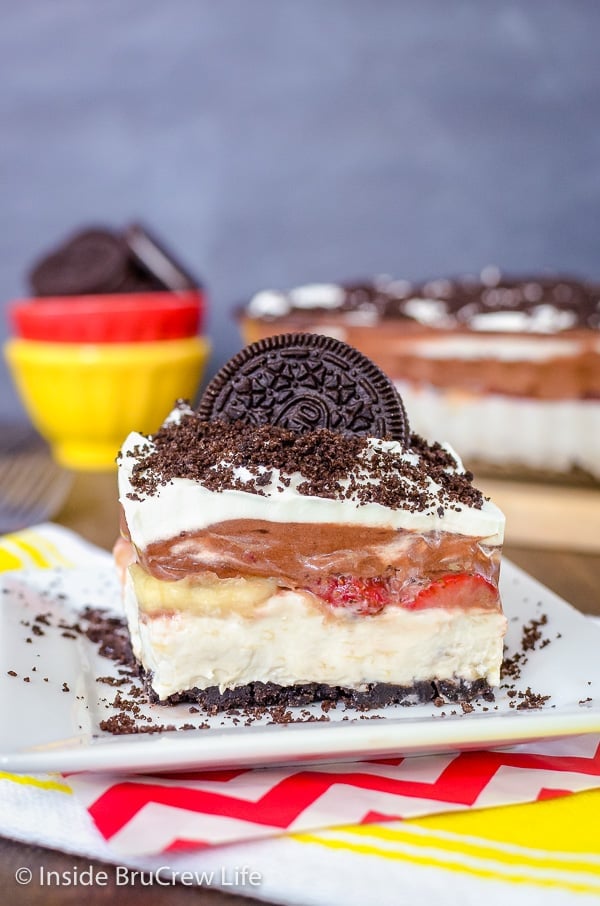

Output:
xmin=478 ymin=479 xmax=600 ymax=553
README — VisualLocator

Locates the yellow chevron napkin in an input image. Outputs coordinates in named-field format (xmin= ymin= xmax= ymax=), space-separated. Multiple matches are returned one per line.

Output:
xmin=0 ymin=522 xmax=111 ymax=571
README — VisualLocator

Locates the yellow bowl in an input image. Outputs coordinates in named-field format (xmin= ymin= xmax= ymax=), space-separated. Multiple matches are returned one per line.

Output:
xmin=4 ymin=336 xmax=211 ymax=470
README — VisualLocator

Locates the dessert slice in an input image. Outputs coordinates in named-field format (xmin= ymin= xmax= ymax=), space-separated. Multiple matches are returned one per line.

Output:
xmin=116 ymin=333 xmax=506 ymax=709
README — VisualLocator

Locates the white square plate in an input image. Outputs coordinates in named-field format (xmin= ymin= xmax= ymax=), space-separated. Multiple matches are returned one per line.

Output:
xmin=1 ymin=560 xmax=598 ymax=774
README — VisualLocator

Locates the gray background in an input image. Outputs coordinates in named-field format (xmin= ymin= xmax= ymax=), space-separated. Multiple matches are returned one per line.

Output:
xmin=2 ymin=0 xmax=599 ymax=422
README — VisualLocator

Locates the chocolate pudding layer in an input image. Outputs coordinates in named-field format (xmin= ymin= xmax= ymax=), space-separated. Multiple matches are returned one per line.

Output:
xmin=131 ymin=519 xmax=501 ymax=587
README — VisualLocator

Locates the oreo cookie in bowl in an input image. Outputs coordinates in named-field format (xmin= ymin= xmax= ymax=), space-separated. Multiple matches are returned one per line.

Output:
xmin=237 ymin=272 xmax=600 ymax=484
xmin=12 ymin=224 xmax=206 ymax=342
xmin=4 ymin=224 xmax=210 ymax=470
xmin=115 ymin=332 xmax=507 ymax=712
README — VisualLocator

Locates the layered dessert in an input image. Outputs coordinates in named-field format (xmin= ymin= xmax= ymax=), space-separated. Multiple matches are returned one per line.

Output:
xmin=238 ymin=271 xmax=600 ymax=479
xmin=116 ymin=333 xmax=506 ymax=710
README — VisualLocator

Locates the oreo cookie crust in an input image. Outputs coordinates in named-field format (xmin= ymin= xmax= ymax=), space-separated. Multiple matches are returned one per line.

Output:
xmin=196 ymin=333 xmax=409 ymax=443
xmin=144 ymin=674 xmax=494 ymax=711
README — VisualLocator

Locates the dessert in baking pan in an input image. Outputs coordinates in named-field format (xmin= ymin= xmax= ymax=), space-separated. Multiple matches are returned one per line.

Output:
xmin=238 ymin=271 xmax=600 ymax=480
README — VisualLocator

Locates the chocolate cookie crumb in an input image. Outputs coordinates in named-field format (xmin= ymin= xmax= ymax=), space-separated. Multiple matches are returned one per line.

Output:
xmin=126 ymin=410 xmax=483 ymax=516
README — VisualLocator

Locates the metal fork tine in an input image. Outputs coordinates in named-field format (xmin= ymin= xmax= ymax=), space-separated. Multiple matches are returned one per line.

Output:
xmin=0 ymin=445 xmax=74 ymax=533
xmin=0 ymin=456 xmax=41 ymax=505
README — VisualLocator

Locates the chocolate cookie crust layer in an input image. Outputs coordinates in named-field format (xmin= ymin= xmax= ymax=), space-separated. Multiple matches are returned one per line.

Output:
xmin=144 ymin=674 xmax=494 ymax=710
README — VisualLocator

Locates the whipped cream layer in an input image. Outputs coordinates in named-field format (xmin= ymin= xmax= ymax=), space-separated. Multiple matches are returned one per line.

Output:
xmin=404 ymin=335 xmax=590 ymax=362
xmin=118 ymin=410 xmax=505 ymax=550
xmin=124 ymin=577 xmax=507 ymax=700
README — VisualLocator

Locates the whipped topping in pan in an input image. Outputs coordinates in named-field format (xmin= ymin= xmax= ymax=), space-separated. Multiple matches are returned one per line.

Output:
xmin=395 ymin=381 xmax=600 ymax=479
xmin=468 ymin=307 xmax=578 ymax=333
xmin=118 ymin=404 xmax=505 ymax=549
xmin=288 ymin=283 xmax=346 ymax=309
xmin=244 ymin=271 xmax=600 ymax=333
xmin=404 ymin=336 xmax=584 ymax=362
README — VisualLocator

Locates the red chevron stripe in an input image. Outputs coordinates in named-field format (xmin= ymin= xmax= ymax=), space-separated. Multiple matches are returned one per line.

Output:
xmin=88 ymin=741 xmax=600 ymax=841
xmin=536 ymin=788 xmax=572 ymax=801
xmin=163 ymin=838 xmax=212 ymax=852
xmin=89 ymin=770 xmax=434 ymax=838
xmin=150 ymin=770 xmax=247 ymax=783
xmin=361 ymin=810 xmax=404 ymax=824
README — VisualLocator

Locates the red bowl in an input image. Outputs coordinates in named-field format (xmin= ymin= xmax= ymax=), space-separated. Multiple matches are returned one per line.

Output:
xmin=9 ymin=290 xmax=205 ymax=343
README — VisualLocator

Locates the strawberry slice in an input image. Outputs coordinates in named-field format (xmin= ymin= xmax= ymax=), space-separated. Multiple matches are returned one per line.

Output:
xmin=407 ymin=573 xmax=499 ymax=611
xmin=311 ymin=576 xmax=391 ymax=616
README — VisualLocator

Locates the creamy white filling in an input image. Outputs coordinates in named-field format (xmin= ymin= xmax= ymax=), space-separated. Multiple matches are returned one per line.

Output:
xmin=288 ymin=283 xmax=346 ymax=309
xmin=403 ymin=298 xmax=454 ymax=327
xmin=124 ymin=578 xmax=506 ymax=700
xmin=247 ymin=290 xmax=290 ymax=318
xmin=469 ymin=305 xmax=578 ymax=334
xmin=396 ymin=381 xmax=600 ymax=477
xmin=403 ymin=335 xmax=584 ymax=362
xmin=247 ymin=284 xmax=347 ymax=317
xmin=118 ymin=424 xmax=505 ymax=549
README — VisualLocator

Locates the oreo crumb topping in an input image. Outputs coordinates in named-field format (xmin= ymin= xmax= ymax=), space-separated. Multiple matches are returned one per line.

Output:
xmin=245 ymin=275 xmax=600 ymax=331
xmin=126 ymin=406 xmax=483 ymax=514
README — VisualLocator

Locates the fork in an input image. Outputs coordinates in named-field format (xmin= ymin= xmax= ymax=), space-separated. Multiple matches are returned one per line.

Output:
xmin=0 ymin=431 xmax=74 ymax=533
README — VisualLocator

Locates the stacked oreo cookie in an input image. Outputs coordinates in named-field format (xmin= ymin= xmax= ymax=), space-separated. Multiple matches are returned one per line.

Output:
xmin=29 ymin=225 xmax=199 ymax=298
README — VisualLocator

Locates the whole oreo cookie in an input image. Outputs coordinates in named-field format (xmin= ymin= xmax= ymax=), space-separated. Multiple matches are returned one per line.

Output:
xmin=124 ymin=223 xmax=200 ymax=291
xmin=197 ymin=333 xmax=409 ymax=443
xmin=29 ymin=228 xmax=129 ymax=297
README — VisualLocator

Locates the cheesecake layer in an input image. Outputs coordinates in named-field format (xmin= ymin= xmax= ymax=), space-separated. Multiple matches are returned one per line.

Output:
xmin=124 ymin=576 xmax=507 ymax=702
